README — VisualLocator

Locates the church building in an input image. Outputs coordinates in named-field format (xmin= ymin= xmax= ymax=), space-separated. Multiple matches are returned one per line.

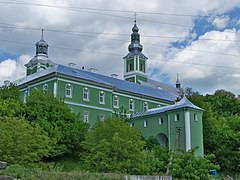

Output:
xmin=14 ymin=21 xmax=204 ymax=157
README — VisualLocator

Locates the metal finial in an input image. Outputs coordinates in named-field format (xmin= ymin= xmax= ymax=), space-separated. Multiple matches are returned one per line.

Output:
xmin=41 ymin=29 xmax=44 ymax=39
xmin=134 ymin=12 xmax=137 ymax=23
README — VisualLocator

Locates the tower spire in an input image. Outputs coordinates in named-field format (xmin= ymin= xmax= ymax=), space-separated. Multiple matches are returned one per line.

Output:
xmin=41 ymin=29 xmax=44 ymax=39
xmin=176 ymin=74 xmax=181 ymax=89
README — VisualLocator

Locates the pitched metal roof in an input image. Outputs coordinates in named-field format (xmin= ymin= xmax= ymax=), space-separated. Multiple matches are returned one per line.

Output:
xmin=14 ymin=64 xmax=178 ymax=102
xmin=133 ymin=97 xmax=203 ymax=118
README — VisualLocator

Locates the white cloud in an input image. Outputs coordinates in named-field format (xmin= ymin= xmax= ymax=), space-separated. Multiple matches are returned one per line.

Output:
xmin=149 ymin=29 xmax=240 ymax=94
xmin=0 ymin=0 xmax=240 ymax=94
xmin=211 ymin=16 xmax=230 ymax=29
xmin=0 ymin=55 xmax=30 ymax=85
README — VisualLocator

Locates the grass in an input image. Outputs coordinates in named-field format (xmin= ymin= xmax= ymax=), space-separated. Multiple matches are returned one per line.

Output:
xmin=0 ymin=167 xmax=126 ymax=180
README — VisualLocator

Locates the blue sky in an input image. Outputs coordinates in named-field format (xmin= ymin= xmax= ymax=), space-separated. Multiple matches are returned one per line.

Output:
xmin=0 ymin=0 xmax=240 ymax=95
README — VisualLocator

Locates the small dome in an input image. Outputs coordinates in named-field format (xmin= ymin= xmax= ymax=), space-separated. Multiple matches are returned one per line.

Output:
xmin=132 ymin=23 xmax=139 ymax=32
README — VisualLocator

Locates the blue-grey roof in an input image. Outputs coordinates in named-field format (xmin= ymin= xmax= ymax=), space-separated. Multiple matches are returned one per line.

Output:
xmin=15 ymin=64 xmax=178 ymax=102
xmin=133 ymin=97 xmax=203 ymax=118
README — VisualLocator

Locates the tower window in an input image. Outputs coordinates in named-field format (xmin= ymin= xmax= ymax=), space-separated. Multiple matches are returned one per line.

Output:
xmin=83 ymin=87 xmax=89 ymax=101
xmin=194 ymin=113 xmax=198 ymax=121
xmin=129 ymin=99 xmax=134 ymax=111
xmin=129 ymin=63 xmax=133 ymax=71
xmin=113 ymin=95 xmax=119 ymax=108
xmin=175 ymin=114 xmax=180 ymax=121
xmin=140 ymin=64 xmax=144 ymax=72
xmin=159 ymin=118 xmax=163 ymax=125
xmin=143 ymin=102 xmax=148 ymax=111
xmin=144 ymin=120 xmax=148 ymax=128
xmin=65 ymin=84 xmax=72 ymax=98
xmin=99 ymin=91 xmax=105 ymax=104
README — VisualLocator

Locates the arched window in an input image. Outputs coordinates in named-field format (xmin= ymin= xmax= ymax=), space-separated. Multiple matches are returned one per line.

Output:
xmin=99 ymin=91 xmax=105 ymax=104
xmin=113 ymin=95 xmax=119 ymax=108
xmin=129 ymin=99 xmax=134 ymax=111
xmin=43 ymin=84 xmax=48 ymax=91
xmin=65 ymin=84 xmax=72 ymax=98
xmin=83 ymin=87 xmax=89 ymax=101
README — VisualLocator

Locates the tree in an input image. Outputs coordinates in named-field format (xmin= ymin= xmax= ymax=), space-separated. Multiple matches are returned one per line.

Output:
xmin=0 ymin=83 xmax=21 ymax=101
xmin=0 ymin=117 xmax=50 ymax=166
xmin=169 ymin=151 xmax=217 ymax=180
xmin=82 ymin=118 xmax=147 ymax=174
xmin=24 ymin=90 xmax=88 ymax=158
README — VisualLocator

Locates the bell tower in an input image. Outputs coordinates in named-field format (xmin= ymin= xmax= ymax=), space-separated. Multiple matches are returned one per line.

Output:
xmin=123 ymin=16 xmax=148 ymax=83
xmin=25 ymin=29 xmax=55 ymax=76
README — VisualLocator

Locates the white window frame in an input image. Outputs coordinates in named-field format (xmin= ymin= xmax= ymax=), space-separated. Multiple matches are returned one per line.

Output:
xmin=159 ymin=118 xmax=163 ymax=125
xmin=129 ymin=99 xmax=134 ymax=111
xmin=143 ymin=102 xmax=148 ymax=111
xmin=83 ymin=87 xmax=89 ymax=101
xmin=130 ymin=122 xmax=135 ymax=127
xmin=99 ymin=114 xmax=105 ymax=121
xmin=194 ymin=113 xmax=198 ymax=121
xmin=113 ymin=95 xmax=119 ymax=108
xmin=43 ymin=84 xmax=48 ymax=91
xmin=65 ymin=83 xmax=72 ymax=98
xmin=99 ymin=91 xmax=105 ymax=104
xmin=175 ymin=114 xmax=180 ymax=121
xmin=144 ymin=120 xmax=148 ymax=128
xmin=83 ymin=111 xmax=89 ymax=123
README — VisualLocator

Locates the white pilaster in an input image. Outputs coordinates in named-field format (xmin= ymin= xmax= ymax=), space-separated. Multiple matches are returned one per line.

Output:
xmin=185 ymin=110 xmax=191 ymax=151
xmin=54 ymin=80 xmax=57 ymax=97
xmin=168 ymin=114 xmax=171 ymax=150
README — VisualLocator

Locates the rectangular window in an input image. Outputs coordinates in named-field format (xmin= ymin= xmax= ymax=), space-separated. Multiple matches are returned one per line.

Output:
xmin=83 ymin=87 xmax=89 ymax=101
xmin=83 ymin=111 xmax=89 ymax=123
xmin=194 ymin=113 xmax=198 ymax=121
xmin=66 ymin=83 xmax=72 ymax=98
xmin=113 ymin=95 xmax=119 ymax=108
xmin=144 ymin=120 xmax=148 ymax=128
xmin=99 ymin=91 xmax=105 ymax=104
xmin=175 ymin=114 xmax=180 ymax=121
xmin=143 ymin=102 xmax=148 ymax=111
xmin=130 ymin=122 xmax=135 ymax=127
xmin=159 ymin=118 xmax=163 ymax=125
xmin=129 ymin=99 xmax=134 ymax=111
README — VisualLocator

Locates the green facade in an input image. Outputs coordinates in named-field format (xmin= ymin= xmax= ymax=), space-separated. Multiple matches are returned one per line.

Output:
xmin=16 ymin=21 xmax=204 ymax=157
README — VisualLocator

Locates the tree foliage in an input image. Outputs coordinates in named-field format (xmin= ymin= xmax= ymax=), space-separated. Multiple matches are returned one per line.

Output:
xmin=0 ymin=117 xmax=50 ymax=166
xmin=82 ymin=118 xmax=146 ymax=174
xmin=0 ymin=83 xmax=21 ymax=101
xmin=24 ymin=90 xmax=88 ymax=158
xmin=169 ymin=151 xmax=216 ymax=180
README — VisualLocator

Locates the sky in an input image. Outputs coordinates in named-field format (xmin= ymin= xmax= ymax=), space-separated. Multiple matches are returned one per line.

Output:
xmin=0 ymin=0 xmax=240 ymax=95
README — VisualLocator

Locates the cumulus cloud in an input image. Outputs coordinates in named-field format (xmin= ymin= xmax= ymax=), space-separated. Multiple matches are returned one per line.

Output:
xmin=149 ymin=29 xmax=240 ymax=94
xmin=0 ymin=0 xmax=240 ymax=94
xmin=0 ymin=55 xmax=30 ymax=85
xmin=211 ymin=16 xmax=230 ymax=29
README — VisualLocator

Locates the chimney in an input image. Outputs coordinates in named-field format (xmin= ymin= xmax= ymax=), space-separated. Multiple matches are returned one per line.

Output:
xmin=68 ymin=63 xmax=76 ymax=68
xmin=89 ymin=68 xmax=98 ymax=73
xmin=111 ymin=74 xmax=118 ymax=78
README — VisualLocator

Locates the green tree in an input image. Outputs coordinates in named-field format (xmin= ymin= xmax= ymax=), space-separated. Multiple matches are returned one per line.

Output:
xmin=24 ymin=90 xmax=88 ymax=158
xmin=82 ymin=118 xmax=146 ymax=174
xmin=0 ymin=117 xmax=50 ymax=166
xmin=0 ymin=83 xmax=21 ymax=101
xmin=169 ymin=151 xmax=217 ymax=180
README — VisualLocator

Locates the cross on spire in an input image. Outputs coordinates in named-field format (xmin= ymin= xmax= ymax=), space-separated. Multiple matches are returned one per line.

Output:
xmin=41 ymin=29 xmax=44 ymax=39
xmin=134 ymin=12 xmax=137 ymax=23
